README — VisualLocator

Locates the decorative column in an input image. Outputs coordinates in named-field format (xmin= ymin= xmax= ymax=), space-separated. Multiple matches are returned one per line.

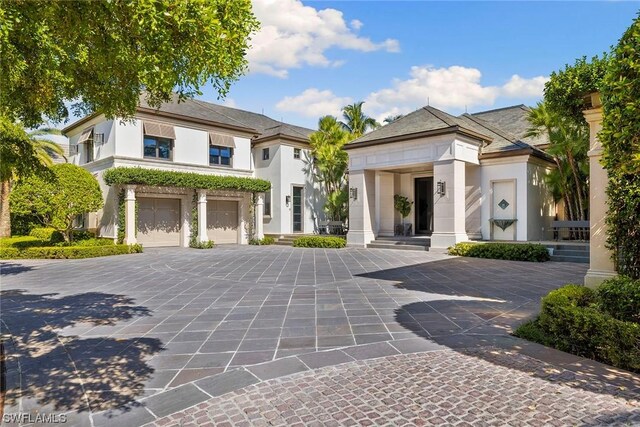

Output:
xmin=583 ymin=93 xmax=616 ymax=287
xmin=255 ymin=192 xmax=265 ymax=240
xmin=124 ymin=185 xmax=137 ymax=244
xmin=197 ymin=189 xmax=208 ymax=243
xmin=431 ymin=159 xmax=468 ymax=249
xmin=346 ymin=170 xmax=375 ymax=247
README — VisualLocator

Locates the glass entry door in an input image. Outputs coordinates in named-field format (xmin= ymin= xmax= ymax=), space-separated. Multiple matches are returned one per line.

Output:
xmin=292 ymin=186 xmax=303 ymax=232
xmin=414 ymin=177 xmax=434 ymax=235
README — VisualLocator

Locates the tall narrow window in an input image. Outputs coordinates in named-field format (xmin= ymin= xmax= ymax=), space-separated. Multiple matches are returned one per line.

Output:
xmin=264 ymin=191 xmax=271 ymax=216
xmin=78 ymin=127 xmax=94 ymax=164
xmin=294 ymin=148 xmax=301 ymax=159
xmin=262 ymin=147 xmax=270 ymax=160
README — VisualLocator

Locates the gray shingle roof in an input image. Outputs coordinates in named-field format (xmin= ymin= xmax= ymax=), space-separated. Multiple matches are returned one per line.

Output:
xmin=139 ymin=94 xmax=315 ymax=141
xmin=348 ymin=104 xmax=550 ymax=156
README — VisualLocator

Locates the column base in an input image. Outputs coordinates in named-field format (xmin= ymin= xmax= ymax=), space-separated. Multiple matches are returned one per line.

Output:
xmin=347 ymin=229 xmax=375 ymax=247
xmin=430 ymin=232 xmax=469 ymax=249
xmin=584 ymin=268 xmax=617 ymax=288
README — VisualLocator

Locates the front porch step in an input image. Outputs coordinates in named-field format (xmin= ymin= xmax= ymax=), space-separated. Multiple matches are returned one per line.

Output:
xmin=367 ymin=237 xmax=430 ymax=251
xmin=367 ymin=242 xmax=429 ymax=251
xmin=550 ymin=255 xmax=590 ymax=263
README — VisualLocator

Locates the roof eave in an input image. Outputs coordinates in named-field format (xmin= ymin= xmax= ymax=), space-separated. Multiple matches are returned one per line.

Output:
xmin=480 ymin=147 xmax=554 ymax=163
xmin=344 ymin=126 xmax=491 ymax=151
xmin=252 ymin=134 xmax=310 ymax=145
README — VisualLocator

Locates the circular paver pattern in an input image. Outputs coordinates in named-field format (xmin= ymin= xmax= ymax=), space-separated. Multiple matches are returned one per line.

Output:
xmin=146 ymin=348 xmax=640 ymax=427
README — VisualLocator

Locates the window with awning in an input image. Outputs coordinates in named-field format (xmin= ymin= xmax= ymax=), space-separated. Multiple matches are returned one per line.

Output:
xmin=143 ymin=121 xmax=176 ymax=140
xmin=209 ymin=133 xmax=234 ymax=167
xmin=208 ymin=132 xmax=235 ymax=148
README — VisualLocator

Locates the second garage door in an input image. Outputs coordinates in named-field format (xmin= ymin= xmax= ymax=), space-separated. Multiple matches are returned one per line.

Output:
xmin=137 ymin=198 xmax=181 ymax=247
xmin=207 ymin=200 xmax=239 ymax=244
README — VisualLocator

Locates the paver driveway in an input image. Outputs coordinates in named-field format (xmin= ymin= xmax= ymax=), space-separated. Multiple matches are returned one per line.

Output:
xmin=1 ymin=246 xmax=637 ymax=426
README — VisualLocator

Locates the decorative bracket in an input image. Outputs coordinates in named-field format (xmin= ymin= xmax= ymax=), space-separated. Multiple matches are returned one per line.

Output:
xmin=490 ymin=218 xmax=517 ymax=231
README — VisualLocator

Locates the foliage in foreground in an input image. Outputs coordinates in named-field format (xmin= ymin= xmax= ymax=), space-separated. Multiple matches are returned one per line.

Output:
xmin=600 ymin=14 xmax=640 ymax=279
xmin=0 ymin=0 xmax=259 ymax=128
xmin=292 ymin=236 xmax=346 ymax=248
xmin=515 ymin=278 xmax=640 ymax=373
xmin=190 ymin=240 xmax=215 ymax=249
xmin=10 ymin=164 xmax=103 ymax=241
xmin=104 ymin=167 xmax=271 ymax=193
xmin=447 ymin=242 xmax=550 ymax=262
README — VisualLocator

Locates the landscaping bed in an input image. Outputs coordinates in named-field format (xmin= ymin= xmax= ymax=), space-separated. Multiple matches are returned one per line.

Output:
xmin=0 ymin=229 xmax=143 ymax=259
xmin=515 ymin=276 xmax=640 ymax=373
xmin=448 ymin=242 xmax=550 ymax=262
xmin=292 ymin=236 xmax=346 ymax=248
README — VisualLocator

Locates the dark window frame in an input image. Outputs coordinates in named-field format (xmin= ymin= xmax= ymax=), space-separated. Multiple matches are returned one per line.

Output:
xmin=85 ymin=140 xmax=94 ymax=163
xmin=294 ymin=148 xmax=301 ymax=159
xmin=264 ymin=190 xmax=271 ymax=217
xmin=143 ymin=135 xmax=173 ymax=161
xmin=209 ymin=144 xmax=233 ymax=167
xmin=262 ymin=147 xmax=270 ymax=160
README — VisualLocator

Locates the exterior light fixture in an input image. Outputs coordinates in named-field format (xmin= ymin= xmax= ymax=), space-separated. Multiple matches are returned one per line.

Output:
xmin=436 ymin=181 xmax=446 ymax=196
xmin=349 ymin=187 xmax=358 ymax=200
xmin=286 ymin=195 xmax=291 ymax=206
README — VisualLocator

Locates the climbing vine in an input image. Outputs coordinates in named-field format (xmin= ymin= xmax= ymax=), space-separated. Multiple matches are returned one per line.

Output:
xmin=116 ymin=190 xmax=137 ymax=244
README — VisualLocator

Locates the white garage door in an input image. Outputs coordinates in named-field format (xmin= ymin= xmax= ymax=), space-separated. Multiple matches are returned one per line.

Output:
xmin=207 ymin=200 xmax=239 ymax=244
xmin=137 ymin=198 xmax=181 ymax=247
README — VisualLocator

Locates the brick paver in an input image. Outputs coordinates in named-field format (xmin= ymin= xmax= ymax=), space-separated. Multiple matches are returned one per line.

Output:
xmin=145 ymin=348 xmax=640 ymax=427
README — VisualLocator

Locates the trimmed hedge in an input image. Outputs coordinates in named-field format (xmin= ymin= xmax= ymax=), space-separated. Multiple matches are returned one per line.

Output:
xmin=249 ymin=236 xmax=275 ymax=245
xmin=29 ymin=227 xmax=63 ymax=242
xmin=596 ymin=276 xmax=640 ymax=324
xmin=292 ymin=236 xmax=346 ymax=248
xmin=0 ymin=244 xmax=143 ymax=259
xmin=448 ymin=242 xmax=550 ymax=262
xmin=104 ymin=167 xmax=271 ymax=193
xmin=1 ymin=236 xmax=49 ymax=249
xmin=515 ymin=282 xmax=640 ymax=373
xmin=190 ymin=241 xmax=215 ymax=249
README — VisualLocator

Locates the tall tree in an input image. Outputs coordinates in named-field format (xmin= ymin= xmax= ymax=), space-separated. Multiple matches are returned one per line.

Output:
xmin=309 ymin=116 xmax=350 ymax=221
xmin=0 ymin=0 xmax=258 ymax=127
xmin=0 ymin=119 xmax=64 ymax=237
xmin=340 ymin=102 xmax=380 ymax=138
xmin=526 ymin=102 xmax=589 ymax=224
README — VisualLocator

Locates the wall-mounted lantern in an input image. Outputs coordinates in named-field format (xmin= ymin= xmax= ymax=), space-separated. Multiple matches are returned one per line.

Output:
xmin=436 ymin=180 xmax=446 ymax=196
xmin=349 ymin=187 xmax=358 ymax=200
xmin=285 ymin=195 xmax=291 ymax=206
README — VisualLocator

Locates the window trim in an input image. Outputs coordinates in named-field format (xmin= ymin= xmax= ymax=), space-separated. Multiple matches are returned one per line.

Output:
xmin=143 ymin=135 xmax=174 ymax=161
xmin=85 ymin=139 xmax=94 ymax=163
xmin=262 ymin=147 xmax=270 ymax=161
xmin=264 ymin=189 xmax=271 ymax=217
xmin=209 ymin=144 xmax=234 ymax=167
xmin=294 ymin=148 xmax=301 ymax=159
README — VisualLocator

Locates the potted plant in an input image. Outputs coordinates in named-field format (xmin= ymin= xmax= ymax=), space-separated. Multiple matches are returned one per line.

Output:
xmin=393 ymin=194 xmax=413 ymax=236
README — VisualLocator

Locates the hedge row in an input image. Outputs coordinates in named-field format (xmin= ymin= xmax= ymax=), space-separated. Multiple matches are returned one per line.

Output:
xmin=104 ymin=167 xmax=271 ymax=193
xmin=448 ymin=242 xmax=550 ymax=262
xmin=292 ymin=236 xmax=346 ymax=248
xmin=249 ymin=236 xmax=275 ymax=245
xmin=0 ymin=244 xmax=143 ymax=259
xmin=515 ymin=280 xmax=640 ymax=373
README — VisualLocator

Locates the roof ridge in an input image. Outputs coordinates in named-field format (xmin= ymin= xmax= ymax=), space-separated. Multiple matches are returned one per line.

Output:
xmin=191 ymin=99 xmax=261 ymax=130
xmin=470 ymin=104 xmax=528 ymax=115
xmin=422 ymin=106 xmax=458 ymax=127
xmin=462 ymin=114 xmax=533 ymax=150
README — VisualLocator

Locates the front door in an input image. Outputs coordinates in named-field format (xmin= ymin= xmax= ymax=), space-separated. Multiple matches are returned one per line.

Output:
xmin=414 ymin=177 xmax=433 ymax=235
xmin=292 ymin=186 xmax=303 ymax=232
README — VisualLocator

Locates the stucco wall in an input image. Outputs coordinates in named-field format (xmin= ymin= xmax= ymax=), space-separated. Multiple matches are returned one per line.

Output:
xmin=465 ymin=163 xmax=482 ymax=239
xmin=526 ymin=161 xmax=555 ymax=241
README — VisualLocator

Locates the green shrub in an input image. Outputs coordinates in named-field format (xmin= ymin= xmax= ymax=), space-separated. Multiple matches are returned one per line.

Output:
xmin=190 ymin=240 xmax=214 ymax=249
xmin=29 ymin=227 xmax=64 ymax=242
xmin=0 ymin=236 xmax=48 ymax=249
xmin=596 ymin=276 xmax=640 ymax=324
xmin=448 ymin=242 xmax=550 ymax=262
xmin=249 ymin=236 xmax=275 ymax=245
xmin=0 ymin=247 xmax=20 ymax=259
xmin=9 ymin=244 xmax=143 ymax=259
xmin=292 ymin=236 xmax=346 ymax=248
xmin=516 ymin=284 xmax=640 ymax=373
xmin=104 ymin=167 xmax=271 ymax=193
xmin=65 ymin=238 xmax=115 ymax=247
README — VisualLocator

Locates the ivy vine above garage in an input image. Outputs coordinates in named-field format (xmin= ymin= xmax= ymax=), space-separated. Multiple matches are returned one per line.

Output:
xmin=104 ymin=167 xmax=271 ymax=193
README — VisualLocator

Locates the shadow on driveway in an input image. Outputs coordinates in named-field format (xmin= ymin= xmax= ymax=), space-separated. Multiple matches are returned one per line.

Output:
xmin=0 ymin=290 xmax=164 ymax=414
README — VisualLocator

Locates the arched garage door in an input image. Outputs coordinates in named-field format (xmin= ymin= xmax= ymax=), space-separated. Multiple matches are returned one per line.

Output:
xmin=207 ymin=200 xmax=239 ymax=244
xmin=137 ymin=198 xmax=181 ymax=247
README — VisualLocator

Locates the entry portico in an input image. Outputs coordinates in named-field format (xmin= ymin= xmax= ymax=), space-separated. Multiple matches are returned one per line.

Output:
xmin=345 ymin=105 xmax=556 ymax=249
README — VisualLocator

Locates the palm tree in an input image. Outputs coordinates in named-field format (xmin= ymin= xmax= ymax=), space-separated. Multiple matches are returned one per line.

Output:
xmin=340 ymin=102 xmax=380 ymax=138
xmin=309 ymin=116 xmax=351 ymax=221
xmin=0 ymin=119 xmax=65 ymax=237
xmin=526 ymin=102 xmax=589 ymax=223
xmin=383 ymin=114 xmax=404 ymax=124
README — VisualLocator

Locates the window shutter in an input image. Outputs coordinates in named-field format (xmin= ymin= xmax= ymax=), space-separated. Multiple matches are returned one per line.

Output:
xmin=209 ymin=132 xmax=235 ymax=148
xmin=78 ymin=127 xmax=94 ymax=143
xmin=143 ymin=121 xmax=176 ymax=139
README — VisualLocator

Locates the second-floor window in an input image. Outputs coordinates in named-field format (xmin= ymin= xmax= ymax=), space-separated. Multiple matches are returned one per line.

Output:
xmin=144 ymin=136 xmax=172 ymax=160
xmin=143 ymin=121 xmax=176 ymax=161
xmin=210 ymin=145 xmax=232 ymax=166
xmin=263 ymin=148 xmax=270 ymax=160
xmin=294 ymin=148 xmax=301 ymax=159
xmin=78 ymin=127 xmax=94 ymax=164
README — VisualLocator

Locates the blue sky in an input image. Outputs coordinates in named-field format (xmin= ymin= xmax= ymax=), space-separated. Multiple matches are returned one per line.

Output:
xmin=197 ymin=1 xmax=638 ymax=130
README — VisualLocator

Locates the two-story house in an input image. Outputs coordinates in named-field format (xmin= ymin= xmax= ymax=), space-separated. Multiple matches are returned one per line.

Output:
xmin=62 ymin=96 xmax=322 ymax=247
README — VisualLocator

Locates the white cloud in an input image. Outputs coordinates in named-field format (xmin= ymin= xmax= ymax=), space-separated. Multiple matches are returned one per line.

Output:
xmin=221 ymin=98 xmax=237 ymax=108
xmin=275 ymin=88 xmax=352 ymax=118
xmin=248 ymin=0 xmax=399 ymax=78
xmin=362 ymin=65 xmax=548 ymax=121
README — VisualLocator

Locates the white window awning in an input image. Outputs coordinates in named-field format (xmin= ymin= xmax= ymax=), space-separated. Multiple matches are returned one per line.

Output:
xmin=209 ymin=132 xmax=235 ymax=148
xmin=143 ymin=121 xmax=176 ymax=139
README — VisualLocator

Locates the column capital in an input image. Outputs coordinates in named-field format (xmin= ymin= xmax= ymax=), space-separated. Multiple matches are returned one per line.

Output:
xmin=124 ymin=185 xmax=136 ymax=200
xmin=197 ymin=189 xmax=208 ymax=203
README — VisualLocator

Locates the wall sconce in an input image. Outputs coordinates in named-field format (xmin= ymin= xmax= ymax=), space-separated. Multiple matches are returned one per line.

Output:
xmin=285 ymin=195 xmax=291 ymax=206
xmin=349 ymin=187 xmax=358 ymax=200
xmin=436 ymin=180 xmax=446 ymax=196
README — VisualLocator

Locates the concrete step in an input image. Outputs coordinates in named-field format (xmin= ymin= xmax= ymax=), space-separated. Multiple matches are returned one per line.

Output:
xmin=547 ymin=244 xmax=589 ymax=251
xmin=550 ymin=255 xmax=589 ymax=263
xmin=367 ymin=242 xmax=429 ymax=251
xmin=553 ymin=249 xmax=590 ymax=257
